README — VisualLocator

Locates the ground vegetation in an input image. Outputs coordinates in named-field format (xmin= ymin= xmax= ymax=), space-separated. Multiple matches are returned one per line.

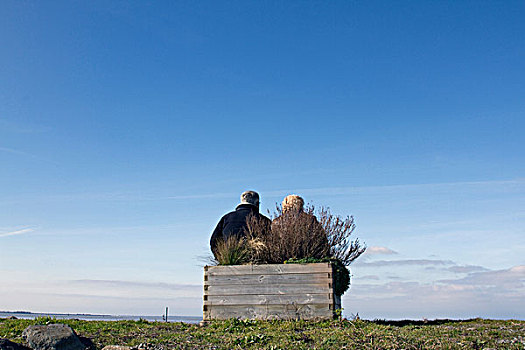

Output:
xmin=1 ymin=317 xmax=524 ymax=350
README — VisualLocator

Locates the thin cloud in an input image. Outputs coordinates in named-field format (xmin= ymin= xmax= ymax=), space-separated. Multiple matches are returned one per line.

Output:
xmin=159 ymin=178 xmax=525 ymax=202
xmin=355 ymin=259 xmax=455 ymax=267
xmin=6 ymin=178 xmax=523 ymax=204
xmin=165 ymin=192 xmax=233 ymax=200
xmin=448 ymin=265 xmax=489 ymax=274
xmin=358 ymin=275 xmax=380 ymax=280
xmin=439 ymin=265 xmax=525 ymax=288
xmin=352 ymin=265 xmax=525 ymax=299
xmin=0 ymin=119 xmax=50 ymax=133
xmin=367 ymin=265 xmax=525 ymax=296
xmin=387 ymin=275 xmax=402 ymax=280
xmin=0 ymin=228 xmax=35 ymax=238
xmin=37 ymin=292 xmax=200 ymax=302
xmin=71 ymin=279 xmax=201 ymax=290
xmin=0 ymin=147 xmax=34 ymax=157
xmin=365 ymin=246 xmax=398 ymax=255
xmin=0 ymin=146 xmax=56 ymax=164
xmin=345 ymin=260 xmax=525 ymax=320
xmin=262 ymin=178 xmax=525 ymax=199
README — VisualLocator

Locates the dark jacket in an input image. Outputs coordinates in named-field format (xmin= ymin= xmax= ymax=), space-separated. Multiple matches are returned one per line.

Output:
xmin=210 ymin=204 xmax=271 ymax=257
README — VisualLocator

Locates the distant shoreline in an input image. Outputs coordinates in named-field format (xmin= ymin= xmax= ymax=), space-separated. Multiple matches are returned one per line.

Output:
xmin=0 ymin=311 xmax=201 ymax=324
xmin=1 ymin=310 xmax=112 ymax=316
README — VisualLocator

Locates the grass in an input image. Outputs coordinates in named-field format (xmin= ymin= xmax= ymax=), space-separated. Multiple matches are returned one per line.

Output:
xmin=1 ymin=317 xmax=524 ymax=349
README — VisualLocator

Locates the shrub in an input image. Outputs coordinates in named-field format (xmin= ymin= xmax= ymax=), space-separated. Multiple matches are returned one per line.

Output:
xmin=244 ymin=208 xmax=329 ymax=264
xmin=316 ymin=207 xmax=366 ymax=266
xmin=245 ymin=204 xmax=366 ymax=266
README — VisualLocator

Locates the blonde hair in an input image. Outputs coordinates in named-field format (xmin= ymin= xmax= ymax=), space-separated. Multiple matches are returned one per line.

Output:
xmin=282 ymin=194 xmax=304 ymax=213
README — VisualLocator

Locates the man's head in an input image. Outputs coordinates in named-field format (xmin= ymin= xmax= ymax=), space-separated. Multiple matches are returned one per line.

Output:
xmin=240 ymin=190 xmax=260 ymax=208
xmin=282 ymin=194 xmax=304 ymax=213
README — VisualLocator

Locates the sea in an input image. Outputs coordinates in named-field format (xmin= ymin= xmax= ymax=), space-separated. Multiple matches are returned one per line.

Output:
xmin=0 ymin=311 xmax=201 ymax=324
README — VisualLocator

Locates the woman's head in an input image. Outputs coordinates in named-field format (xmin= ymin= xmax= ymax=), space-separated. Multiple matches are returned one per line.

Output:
xmin=282 ymin=194 xmax=304 ymax=213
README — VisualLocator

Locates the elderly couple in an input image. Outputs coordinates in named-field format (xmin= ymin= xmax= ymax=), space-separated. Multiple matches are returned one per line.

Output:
xmin=209 ymin=190 xmax=311 ymax=258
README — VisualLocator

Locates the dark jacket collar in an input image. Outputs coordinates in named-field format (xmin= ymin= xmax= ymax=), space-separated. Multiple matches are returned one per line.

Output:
xmin=235 ymin=203 xmax=259 ymax=212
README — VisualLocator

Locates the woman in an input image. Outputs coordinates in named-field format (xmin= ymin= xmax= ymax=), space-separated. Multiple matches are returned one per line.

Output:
xmin=271 ymin=195 xmax=331 ymax=260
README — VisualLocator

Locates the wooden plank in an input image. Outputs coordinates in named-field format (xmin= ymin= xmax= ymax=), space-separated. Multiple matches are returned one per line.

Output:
xmin=205 ymin=263 xmax=331 ymax=276
xmin=205 ymin=283 xmax=331 ymax=296
xmin=206 ymin=273 xmax=331 ymax=285
xmin=204 ymin=293 xmax=331 ymax=306
xmin=203 ymin=303 xmax=333 ymax=320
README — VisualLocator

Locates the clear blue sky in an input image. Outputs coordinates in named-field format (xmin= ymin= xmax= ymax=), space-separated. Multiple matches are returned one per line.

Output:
xmin=1 ymin=1 xmax=524 ymax=319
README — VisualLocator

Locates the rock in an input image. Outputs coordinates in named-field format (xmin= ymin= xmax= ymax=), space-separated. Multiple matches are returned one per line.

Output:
xmin=7 ymin=316 xmax=18 ymax=320
xmin=137 ymin=343 xmax=163 ymax=350
xmin=0 ymin=338 xmax=31 ymax=350
xmin=101 ymin=344 xmax=165 ymax=350
xmin=101 ymin=344 xmax=164 ymax=350
xmin=77 ymin=337 xmax=94 ymax=350
xmin=22 ymin=324 xmax=86 ymax=350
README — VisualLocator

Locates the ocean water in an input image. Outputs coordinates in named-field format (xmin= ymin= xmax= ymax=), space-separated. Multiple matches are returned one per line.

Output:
xmin=0 ymin=311 xmax=201 ymax=324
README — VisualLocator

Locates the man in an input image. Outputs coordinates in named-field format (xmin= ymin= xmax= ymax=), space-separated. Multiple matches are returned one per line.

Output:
xmin=210 ymin=190 xmax=271 ymax=259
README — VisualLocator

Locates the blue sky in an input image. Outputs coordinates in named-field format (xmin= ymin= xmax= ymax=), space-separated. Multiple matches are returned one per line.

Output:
xmin=1 ymin=1 xmax=524 ymax=319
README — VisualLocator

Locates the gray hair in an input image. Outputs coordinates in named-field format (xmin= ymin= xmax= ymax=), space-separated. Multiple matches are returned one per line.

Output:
xmin=240 ymin=190 xmax=260 ymax=207
xmin=282 ymin=194 xmax=304 ymax=213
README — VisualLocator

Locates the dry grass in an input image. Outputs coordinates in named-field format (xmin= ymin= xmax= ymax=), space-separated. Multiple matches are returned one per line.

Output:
xmin=212 ymin=234 xmax=251 ymax=265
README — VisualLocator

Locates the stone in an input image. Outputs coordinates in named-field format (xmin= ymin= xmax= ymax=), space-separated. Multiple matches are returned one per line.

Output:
xmin=22 ymin=324 xmax=86 ymax=350
xmin=0 ymin=338 xmax=31 ymax=350
xmin=101 ymin=344 xmax=164 ymax=350
xmin=136 ymin=343 xmax=163 ymax=350
xmin=77 ymin=337 xmax=94 ymax=350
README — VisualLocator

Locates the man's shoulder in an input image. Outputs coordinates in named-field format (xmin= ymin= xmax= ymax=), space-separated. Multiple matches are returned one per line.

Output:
xmin=222 ymin=208 xmax=251 ymax=220
xmin=221 ymin=210 xmax=239 ymax=219
xmin=222 ymin=207 xmax=270 ymax=222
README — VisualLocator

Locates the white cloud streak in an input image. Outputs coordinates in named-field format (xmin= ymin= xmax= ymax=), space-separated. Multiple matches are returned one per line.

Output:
xmin=5 ymin=178 xmax=524 ymax=204
xmin=0 ymin=228 xmax=35 ymax=238
xmin=262 ymin=178 xmax=525 ymax=199
xmin=365 ymin=246 xmax=398 ymax=255
xmin=439 ymin=265 xmax=525 ymax=288
xmin=71 ymin=279 xmax=201 ymax=291
xmin=0 ymin=146 xmax=57 ymax=164
xmin=0 ymin=147 xmax=34 ymax=157
xmin=448 ymin=265 xmax=490 ymax=274
xmin=355 ymin=259 xmax=455 ymax=267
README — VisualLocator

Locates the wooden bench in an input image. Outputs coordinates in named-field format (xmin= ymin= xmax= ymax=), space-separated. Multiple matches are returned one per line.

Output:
xmin=203 ymin=262 xmax=341 ymax=320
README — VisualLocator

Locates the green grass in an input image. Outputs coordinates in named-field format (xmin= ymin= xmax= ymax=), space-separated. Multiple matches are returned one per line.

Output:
xmin=1 ymin=317 xmax=524 ymax=349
